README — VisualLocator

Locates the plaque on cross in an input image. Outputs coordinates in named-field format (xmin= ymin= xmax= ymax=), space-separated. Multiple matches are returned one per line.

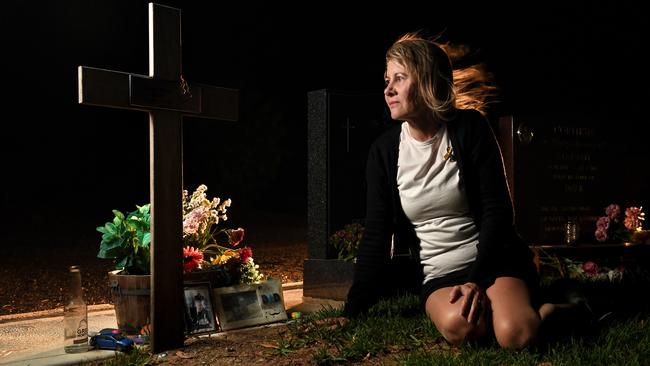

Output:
xmin=77 ymin=3 xmax=238 ymax=352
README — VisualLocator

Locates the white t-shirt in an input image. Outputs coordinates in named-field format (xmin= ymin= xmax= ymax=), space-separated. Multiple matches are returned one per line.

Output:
xmin=396 ymin=122 xmax=479 ymax=283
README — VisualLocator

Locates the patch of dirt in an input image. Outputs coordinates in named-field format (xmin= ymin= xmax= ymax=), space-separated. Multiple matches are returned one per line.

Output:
xmin=145 ymin=324 xmax=402 ymax=366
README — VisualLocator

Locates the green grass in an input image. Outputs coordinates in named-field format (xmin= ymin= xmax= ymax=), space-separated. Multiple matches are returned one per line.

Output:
xmin=85 ymin=282 xmax=650 ymax=365
xmin=83 ymin=346 xmax=151 ymax=366
xmin=281 ymin=294 xmax=650 ymax=365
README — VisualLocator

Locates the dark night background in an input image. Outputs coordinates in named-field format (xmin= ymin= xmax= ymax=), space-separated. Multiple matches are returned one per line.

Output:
xmin=0 ymin=1 xmax=647 ymax=247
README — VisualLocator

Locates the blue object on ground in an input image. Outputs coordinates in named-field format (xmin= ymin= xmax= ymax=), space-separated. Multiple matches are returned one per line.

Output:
xmin=90 ymin=328 xmax=135 ymax=352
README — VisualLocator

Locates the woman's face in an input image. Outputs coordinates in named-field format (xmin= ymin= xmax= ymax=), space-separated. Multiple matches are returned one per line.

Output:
xmin=384 ymin=60 xmax=420 ymax=122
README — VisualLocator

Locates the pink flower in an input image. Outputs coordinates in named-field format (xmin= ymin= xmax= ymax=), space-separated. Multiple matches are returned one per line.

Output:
xmin=183 ymin=246 xmax=204 ymax=273
xmin=594 ymin=203 xmax=645 ymax=243
xmin=183 ymin=207 xmax=209 ymax=235
xmin=596 ymin=216 xmax=610 ymax=230
xmin=228 ymin=228 xmax=245 ymax=246
xmin=605 ymin=204 xmax=621 ymax=220
xmin=582 ymin=261 xmax=599 ymax=276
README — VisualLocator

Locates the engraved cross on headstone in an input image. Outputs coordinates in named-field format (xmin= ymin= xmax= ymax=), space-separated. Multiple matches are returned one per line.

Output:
xmin=77 ymin=3 xmax=238 ymax=352
xmin=340 ymin=117 xmax=356 ymax=153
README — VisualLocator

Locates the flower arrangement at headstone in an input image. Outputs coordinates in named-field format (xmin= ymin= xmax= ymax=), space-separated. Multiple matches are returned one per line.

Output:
xmin=536 ymin=248 xmax=626 ymax=286
xmin=594 ymin=203 xmax=647 ymax=244
xmin=96 ymin=184 xmax=263 ymax=335
xmin=328 ymin=223 xmax=364 ymax=262
xmin=97 ymin=184 xmax=264 ymax=285
xmin=536 ymin=245 xmax=650 ymax=315
xmin=181 ymin=184 xmax=263 ymax=285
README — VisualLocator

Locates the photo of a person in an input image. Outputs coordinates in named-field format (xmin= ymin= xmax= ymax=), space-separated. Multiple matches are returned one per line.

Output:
xmin=191 ymin=292 xmax=211 ymax=327
xmin=183 ymin=284 xmax=216 ymax=334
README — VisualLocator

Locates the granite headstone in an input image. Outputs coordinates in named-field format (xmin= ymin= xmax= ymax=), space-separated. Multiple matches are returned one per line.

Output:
xmin=497 ymin=115 xmax=650 ymax=245
xmin=306 ymin=89 xmax=391 ymax=258
xmin=304 ymin=89 xmax=391 ymax=300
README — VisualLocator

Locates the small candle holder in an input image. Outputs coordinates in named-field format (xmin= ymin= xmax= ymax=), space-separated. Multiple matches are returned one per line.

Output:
xmin=564 ymin=217 xmax=580 ymax=245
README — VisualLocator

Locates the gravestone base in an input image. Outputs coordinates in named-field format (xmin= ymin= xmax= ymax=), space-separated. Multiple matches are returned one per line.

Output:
xmin=303 ymin=255 xmax=421 ymax=302
xmin=303 ymin=259 xmax=354 ymax=301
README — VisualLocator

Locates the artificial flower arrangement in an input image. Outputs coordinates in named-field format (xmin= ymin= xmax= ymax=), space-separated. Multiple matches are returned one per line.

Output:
xmin=328 ymin=223 xmax=364 ymax=262
xmin=538 ymin=202 xmax=648 ymax=286
xmin=97 ymin=184 xmax=263 ymax=285
xmin=536 ymin=248 xmax=625 ymax=286
xmin=181 ymin=184 xmax=263 ymax=284
xmin=594 ymin=203 xmax=646 ymax=243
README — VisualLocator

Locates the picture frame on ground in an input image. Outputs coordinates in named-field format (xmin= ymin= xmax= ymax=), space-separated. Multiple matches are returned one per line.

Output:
xmin=212 ymin=278 xmax=287 ymax=331
xmin=183 ymin=282 xmax=218 ymax=335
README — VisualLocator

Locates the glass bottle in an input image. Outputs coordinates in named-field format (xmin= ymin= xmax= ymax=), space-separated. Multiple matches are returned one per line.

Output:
xmin=64 ymin=265 xmax=91 ymax=353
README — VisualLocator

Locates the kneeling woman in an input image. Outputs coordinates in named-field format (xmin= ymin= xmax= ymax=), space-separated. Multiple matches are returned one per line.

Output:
xmin=344 ymin=33 xmax=560 ymax=349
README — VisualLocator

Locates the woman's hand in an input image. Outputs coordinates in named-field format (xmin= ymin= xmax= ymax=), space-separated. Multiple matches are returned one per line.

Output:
xmin=449 ymin=282 xmax=485 ymax=324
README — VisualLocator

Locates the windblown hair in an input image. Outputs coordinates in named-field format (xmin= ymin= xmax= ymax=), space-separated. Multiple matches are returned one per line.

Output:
xmin=386 ymin=32 xmax=497 ymax=119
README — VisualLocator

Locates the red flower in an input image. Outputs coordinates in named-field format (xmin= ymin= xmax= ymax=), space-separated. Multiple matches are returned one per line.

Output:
xmin=228 ymin=228 xmax=245 ymax=246
xmin=183 ymin=246 xmax=204 ymax=273
xmin=582 ymin=261 xmax=599 ymax=276
xmin=239 ymin=246 xmax=253 ymax=263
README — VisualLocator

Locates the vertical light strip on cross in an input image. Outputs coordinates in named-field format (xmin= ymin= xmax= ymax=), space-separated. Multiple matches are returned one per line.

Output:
xmin=77 ymin=3 xmax=238 ymax=352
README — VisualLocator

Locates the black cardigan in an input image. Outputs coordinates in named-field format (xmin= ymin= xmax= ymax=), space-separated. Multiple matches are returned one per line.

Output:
xmin=344 ymin=109 xmax=532 ymax=317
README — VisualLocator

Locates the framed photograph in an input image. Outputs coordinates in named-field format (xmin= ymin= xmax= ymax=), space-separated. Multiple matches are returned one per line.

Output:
xmin=212 ymin=279 xmax=287 ymax=331
xmin=183 ymin=282 xmax=218 ymax=335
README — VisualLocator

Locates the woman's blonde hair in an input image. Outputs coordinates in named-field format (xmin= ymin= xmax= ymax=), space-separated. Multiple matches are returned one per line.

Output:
xmin=386 ymin=32 xmax=497 ymax=120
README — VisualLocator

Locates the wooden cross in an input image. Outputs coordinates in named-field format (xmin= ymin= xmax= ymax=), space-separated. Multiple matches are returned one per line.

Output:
xmin=77 ymin=3 xmax=238 ymax=352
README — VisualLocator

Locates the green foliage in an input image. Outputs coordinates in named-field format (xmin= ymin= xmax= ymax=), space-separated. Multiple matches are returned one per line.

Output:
xmin=102 ymin=345 xmax=151 ymax=366
xmin=269 ymin=338 xmax=294 ymax=357
xmin=328 ymin=223 xmax=364 ymax=261
xmin=312 ymin=348 xmax=347 ymax=365
xmin=96 ymin=204 xmax=151 ymax=275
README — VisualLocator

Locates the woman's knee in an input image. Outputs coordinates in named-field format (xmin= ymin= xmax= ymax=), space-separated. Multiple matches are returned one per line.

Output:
xmin=493 ymin=314 xmax=540 ymax=349
xmin=434 ymin=311 xmax=486 ymax=346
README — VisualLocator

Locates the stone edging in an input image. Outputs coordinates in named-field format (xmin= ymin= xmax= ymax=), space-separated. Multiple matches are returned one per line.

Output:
xmin=0 ymin=304 xmax=115 ymax=324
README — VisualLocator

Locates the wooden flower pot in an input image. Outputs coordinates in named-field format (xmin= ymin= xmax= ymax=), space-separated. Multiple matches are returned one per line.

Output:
xmin=108 ymin=270 xmax=151 ymax=335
